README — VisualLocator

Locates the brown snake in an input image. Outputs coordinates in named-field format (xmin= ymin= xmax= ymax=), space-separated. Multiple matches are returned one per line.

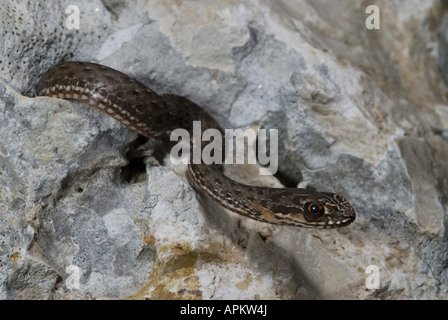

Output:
xmin=36 ymin=61 xmax=356 ymax=228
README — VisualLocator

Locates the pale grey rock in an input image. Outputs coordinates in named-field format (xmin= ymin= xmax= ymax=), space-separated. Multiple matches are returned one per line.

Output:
xmin=0 ymin=0 xmax=448 ymax=300
xmin=0 ymin=0 xmax=112 ymax=96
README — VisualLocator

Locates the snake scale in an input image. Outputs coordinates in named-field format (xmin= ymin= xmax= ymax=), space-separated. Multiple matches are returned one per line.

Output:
xmin=36 ymin=61 xmax=356 ymax=228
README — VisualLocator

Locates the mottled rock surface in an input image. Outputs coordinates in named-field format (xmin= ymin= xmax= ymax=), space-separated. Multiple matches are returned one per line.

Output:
xmin=1 ymin=0 xmax=448 ymax=299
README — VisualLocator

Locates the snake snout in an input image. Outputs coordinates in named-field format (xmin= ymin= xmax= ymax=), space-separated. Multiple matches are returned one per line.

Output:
xmin=327 ymin=203 xmax=356 ymax=227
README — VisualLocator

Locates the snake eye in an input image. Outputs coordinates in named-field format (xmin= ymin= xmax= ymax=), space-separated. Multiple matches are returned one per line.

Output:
xmin=303 ymin=202 xmax=325 ymax=223
xmin=306 ymin=203 xmax=323 ymax=215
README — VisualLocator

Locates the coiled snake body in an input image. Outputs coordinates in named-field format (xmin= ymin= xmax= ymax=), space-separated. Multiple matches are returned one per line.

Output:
xmin=37 ymin=61 xmax=356 ymax=228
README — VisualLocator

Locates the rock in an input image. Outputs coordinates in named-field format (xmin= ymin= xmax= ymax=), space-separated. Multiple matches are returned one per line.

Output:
xmin=0 ymin=0 xmax=448 ymax=299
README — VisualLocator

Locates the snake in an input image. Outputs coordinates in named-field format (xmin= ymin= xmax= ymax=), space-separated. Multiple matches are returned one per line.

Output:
xmin=36 ymin=61 xmax=356 ymax=228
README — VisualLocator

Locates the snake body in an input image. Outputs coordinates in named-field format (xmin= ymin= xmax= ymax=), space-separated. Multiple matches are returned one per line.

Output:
xmin=37 ymin=61 xmax=356 ymax=228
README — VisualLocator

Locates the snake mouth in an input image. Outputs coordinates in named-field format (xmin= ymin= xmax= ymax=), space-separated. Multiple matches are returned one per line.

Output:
xmin=327 ymin=215 xmax=355 ymax=228
xmin=326 ymin=209 xmax=356 ymax=228
xmin=297 ymin=212 xmax=355 ymax=228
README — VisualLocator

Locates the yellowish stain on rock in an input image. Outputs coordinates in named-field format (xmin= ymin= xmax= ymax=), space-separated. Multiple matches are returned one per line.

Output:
xmin=235 ymin=273 xmax=252 ymax=291
xmin=127 ymin=240 xmax=237 ymax=300
xmin=9 ymin=251 xmax=22 ymax=263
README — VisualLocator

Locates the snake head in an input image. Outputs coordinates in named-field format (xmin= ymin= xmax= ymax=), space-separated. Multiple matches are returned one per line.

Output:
xmin=251 ymin=189 xmax=356 ymax=228
xmin=299 ymin=192 xmax=356 ymax=228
